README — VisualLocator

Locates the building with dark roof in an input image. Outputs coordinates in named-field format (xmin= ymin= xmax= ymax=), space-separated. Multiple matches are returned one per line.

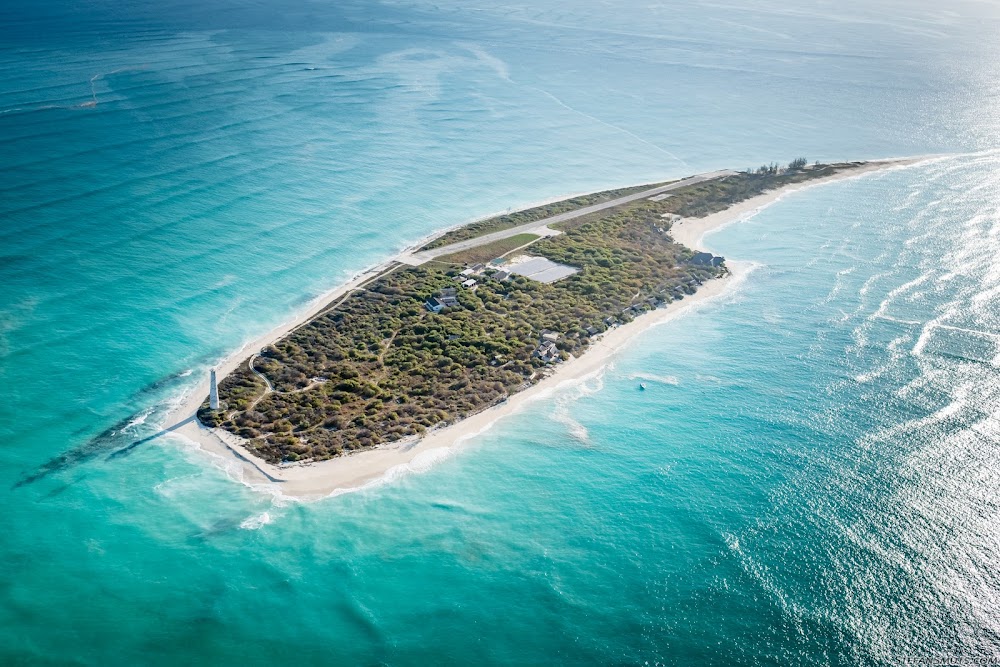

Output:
xmin=691 ymin=251 xmax=725 ymax=267
xmin=425 ymin=289 xmax=460 ymax=313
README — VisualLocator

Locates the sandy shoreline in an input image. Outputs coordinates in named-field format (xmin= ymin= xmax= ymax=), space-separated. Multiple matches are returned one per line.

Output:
xmin=166 ymin=156 xmax=930 ymax=499
xmin=670 ymin=157 xmax=926 ymax=250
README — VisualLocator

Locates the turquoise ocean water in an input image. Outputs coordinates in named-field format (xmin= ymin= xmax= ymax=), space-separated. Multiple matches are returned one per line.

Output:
xmin=2 ymin=0 xmax=1000 ymax=663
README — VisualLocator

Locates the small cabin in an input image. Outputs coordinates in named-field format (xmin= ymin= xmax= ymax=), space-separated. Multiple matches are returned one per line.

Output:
xmin=691 ymin=251 xmax=725 ymax=267
xmin=424 ymin=297 xmax=445 ymax=313
xmin=425 ymin=288 xmax=460 ymax=313
xmin=533 ymin=341 xmax=560 ymax=363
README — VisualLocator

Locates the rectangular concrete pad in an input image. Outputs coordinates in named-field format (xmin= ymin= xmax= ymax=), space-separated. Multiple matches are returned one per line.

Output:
xmin=508 ymin=257 xmax=579 ymax=284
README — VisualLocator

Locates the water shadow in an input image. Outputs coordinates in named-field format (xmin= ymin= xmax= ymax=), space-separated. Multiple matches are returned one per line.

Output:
xmin=14 ymin=415 xmax=195 ymax=489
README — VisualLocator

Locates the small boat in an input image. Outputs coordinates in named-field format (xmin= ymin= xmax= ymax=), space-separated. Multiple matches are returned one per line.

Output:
xmin=639 ymin=383 xmax=646 ymax=390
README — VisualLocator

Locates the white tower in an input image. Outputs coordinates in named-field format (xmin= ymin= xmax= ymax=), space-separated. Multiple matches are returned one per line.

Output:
xmin=209 ymin=368 xmax=220 ymax=410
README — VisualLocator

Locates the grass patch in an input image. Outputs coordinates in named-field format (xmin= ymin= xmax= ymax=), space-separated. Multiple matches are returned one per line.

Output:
xmin=420 ymin=180 xmax=677 ymax=250
xmin=433 ymin=233 xmax=540 ymax=266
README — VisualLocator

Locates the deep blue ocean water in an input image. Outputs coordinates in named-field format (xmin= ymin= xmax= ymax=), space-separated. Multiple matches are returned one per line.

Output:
xmin=2 ymin=0 xmax=1000 ymax=664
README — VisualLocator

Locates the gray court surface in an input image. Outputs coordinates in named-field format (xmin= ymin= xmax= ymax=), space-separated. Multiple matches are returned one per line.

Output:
xmin=507 ymin=257 xmax=579 ymax=283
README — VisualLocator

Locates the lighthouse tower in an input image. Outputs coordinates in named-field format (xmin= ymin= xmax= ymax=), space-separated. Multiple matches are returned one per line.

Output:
xmin=209 ymin=368 xmax=220 ymax=410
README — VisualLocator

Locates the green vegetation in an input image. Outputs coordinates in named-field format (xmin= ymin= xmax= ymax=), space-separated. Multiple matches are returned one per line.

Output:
xmin=434 ymin=233 xmax=540 ymax=266
xmin=199 ymin=161 xmax=864 ymax=464
xmin=420 ymin=180 xmax=677 ymax=250
xmin=608 ymin=160 xmax=854 ymax=220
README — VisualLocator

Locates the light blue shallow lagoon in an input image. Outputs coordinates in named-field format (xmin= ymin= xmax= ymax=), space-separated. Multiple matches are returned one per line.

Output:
xmin=2 ymin=0 xmax=1000 ymax=664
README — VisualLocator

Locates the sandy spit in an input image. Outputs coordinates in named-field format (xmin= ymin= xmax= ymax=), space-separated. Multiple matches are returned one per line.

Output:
xmin=669 ymin=157 xmax=928 ymax=250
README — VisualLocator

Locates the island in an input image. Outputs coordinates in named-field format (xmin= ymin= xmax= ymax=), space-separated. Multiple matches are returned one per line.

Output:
xmin=172 ymin=157 xmax=916 ymax=496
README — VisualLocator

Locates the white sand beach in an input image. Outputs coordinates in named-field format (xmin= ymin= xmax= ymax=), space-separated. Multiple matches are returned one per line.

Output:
xmin=670 ymin=157 xmax=926 ymax=251
xmin=166 ymin=157 xmax=928 ymax=499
